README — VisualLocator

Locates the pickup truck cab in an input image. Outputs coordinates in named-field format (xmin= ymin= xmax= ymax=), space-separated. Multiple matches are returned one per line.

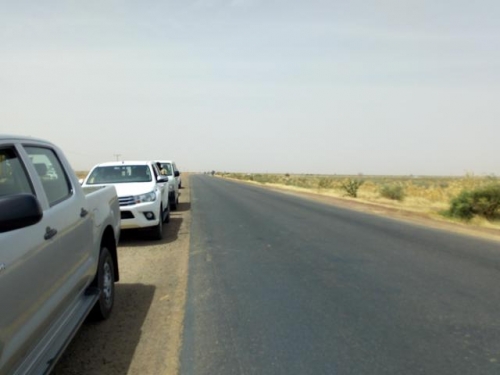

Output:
xmin=82 ymin=161 xmax=170 ymax=240
xmin=0 ymin=135 xmax=120 ymax=375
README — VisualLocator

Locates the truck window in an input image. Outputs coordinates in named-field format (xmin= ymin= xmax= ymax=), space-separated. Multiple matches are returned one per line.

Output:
xmin=160 ymin=163 xmax=173 ymax=176
xmin=0 ymin=147 xmax=34 ymax=196
xmin=24 ymin=146 xmax=72 ymax=206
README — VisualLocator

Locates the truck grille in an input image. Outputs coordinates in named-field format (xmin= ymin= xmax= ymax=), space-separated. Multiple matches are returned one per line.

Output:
xmin=118 ymin=196 xmax=135 ymax=206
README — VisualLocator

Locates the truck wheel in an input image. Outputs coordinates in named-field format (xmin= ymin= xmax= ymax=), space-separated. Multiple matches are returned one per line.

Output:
xmin=170 ymin=198 xmax=177 ymax=211
xmin=89 ymin=247 xmax=115 ymax=321
xmin=169 ymin=191 xmax=177 ymax=211
xmin=164 ymin=205 xmax=170 ymax=223
xmin=151 ymin=210 xmax=163 ymax=240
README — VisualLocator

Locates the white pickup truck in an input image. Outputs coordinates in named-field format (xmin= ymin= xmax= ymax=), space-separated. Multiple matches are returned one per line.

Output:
xmin=156 ymin=160 xmax=180 ymax=210
xmin=0 ymin=135 xmax=121 ymax=375
xmin=82 ymin=160 xmax=170 ymax=240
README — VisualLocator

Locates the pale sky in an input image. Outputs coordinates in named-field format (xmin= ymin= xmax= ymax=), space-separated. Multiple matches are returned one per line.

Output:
xmin=1 ymin=0 xmax=499 ymax=175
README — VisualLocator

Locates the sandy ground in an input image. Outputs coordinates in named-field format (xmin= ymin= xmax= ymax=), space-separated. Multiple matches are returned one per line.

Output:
xmin=53 ymin=177 xmax=191 ymax=375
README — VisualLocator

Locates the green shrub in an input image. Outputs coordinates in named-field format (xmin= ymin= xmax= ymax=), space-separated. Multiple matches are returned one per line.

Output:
xmin=318 ymin=177 xmax=334 ymax=190
xmin=340 ymin=178 xmax=364 ymax=198
xmin=380 ymin=185 xmax=405 ymax=201
xmin=449 ymin=184 xmax=500 ymax=220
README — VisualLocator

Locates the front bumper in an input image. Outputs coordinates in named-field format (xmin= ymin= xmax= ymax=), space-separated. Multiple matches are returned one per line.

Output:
xmin=119 ymin=200 xmax=161 ymax=229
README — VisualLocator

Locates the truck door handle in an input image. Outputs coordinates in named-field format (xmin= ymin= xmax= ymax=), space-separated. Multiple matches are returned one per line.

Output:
xmin=80 ymin=208 xmax=89 ymax=218
xmin=44 ymin=227 xmax=58 ymax=240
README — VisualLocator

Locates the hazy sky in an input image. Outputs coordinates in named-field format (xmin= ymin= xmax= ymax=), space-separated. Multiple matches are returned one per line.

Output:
xmin=1 ymin=0 xmax=499 ymax=175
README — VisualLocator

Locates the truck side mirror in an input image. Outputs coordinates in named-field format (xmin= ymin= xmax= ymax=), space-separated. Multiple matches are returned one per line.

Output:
xmin=174 ymin=171 xmax=180 ymax=177
xmin=0 ymin=194 xmax=43 ymax=233
xmin=157 ymin=176 xmax=169 ymax=183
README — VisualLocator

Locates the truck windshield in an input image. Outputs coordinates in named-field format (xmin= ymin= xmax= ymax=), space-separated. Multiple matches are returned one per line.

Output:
xmin=86 ymin=165 xmax=152 ymax=184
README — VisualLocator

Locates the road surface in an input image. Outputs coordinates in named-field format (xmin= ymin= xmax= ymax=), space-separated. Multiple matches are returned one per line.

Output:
xmin=181 ymin=175 xmax=500 ymax=375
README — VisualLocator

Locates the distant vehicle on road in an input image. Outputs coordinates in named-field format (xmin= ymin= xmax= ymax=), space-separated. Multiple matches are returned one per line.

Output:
xmin=0 ymin=135 xmax=120 ymax=375
xmin=82 ymin=160 xmax=170 ymax=240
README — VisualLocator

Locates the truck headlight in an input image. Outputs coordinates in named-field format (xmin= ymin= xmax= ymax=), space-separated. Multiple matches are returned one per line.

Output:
xmin=135 ymin=191 xmax=157 ymax=203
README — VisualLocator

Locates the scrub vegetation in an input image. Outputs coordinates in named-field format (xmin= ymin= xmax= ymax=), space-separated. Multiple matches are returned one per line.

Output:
xmin=448 ymin=184 xmax=500 ymax=221
xmin=218 ymin=172 xmax=500 ymax=229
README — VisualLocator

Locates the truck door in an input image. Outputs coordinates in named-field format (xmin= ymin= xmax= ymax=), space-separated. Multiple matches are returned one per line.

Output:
xmin=23 ymin=145 xmax=94 ymax=315
xmin=152 ymin=164 xmax=168 ymax=212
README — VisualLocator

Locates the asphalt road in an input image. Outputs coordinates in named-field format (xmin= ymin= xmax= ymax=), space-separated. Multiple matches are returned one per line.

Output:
xmin=180 ymin=175 xmax=500 ymax=375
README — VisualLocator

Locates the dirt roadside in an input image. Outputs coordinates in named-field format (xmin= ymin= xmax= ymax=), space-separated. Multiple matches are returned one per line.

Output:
xmin=53 ymin=177 xmax=191 ymax=375
xmin=220 ymin=176 xmax=500 ymax=243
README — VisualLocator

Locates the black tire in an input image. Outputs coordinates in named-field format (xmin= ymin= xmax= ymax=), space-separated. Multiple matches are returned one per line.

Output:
xmin=89 ymin=247 xmax=115 ymax=321
xmin=164 ymin=205 xmax=170 ymax=223
xmin=169 ymin=193 xmax=179 ymax=211
xmin=151 ymin=208 xmax=163 ymax=240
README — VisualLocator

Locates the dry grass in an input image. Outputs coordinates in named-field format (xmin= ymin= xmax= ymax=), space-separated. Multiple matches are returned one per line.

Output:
xmin=220 ymin=172 xmax=500 ymax=230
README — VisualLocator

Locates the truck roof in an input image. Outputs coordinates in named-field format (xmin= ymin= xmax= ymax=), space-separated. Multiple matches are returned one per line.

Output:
xmin=0 ymin=134 xmax=53 ymax=145
xmin=93 ymin=160 xmax=155 ymax=167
